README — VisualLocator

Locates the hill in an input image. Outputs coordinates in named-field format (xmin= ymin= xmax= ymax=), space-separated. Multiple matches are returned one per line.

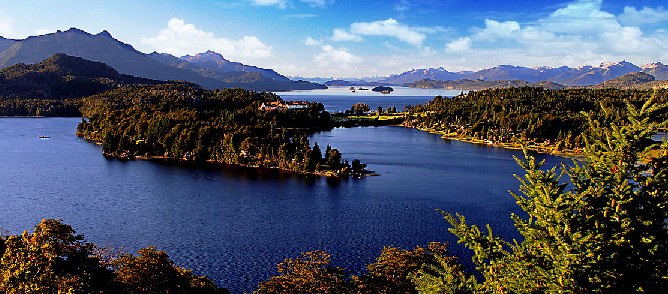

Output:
xmin=591 ymin=72 xmax=656 ymax=89
xmin=0 ymin=28 xmax=325 ymax=91
xmin=0 ymin=53 xmax=169 ymax=99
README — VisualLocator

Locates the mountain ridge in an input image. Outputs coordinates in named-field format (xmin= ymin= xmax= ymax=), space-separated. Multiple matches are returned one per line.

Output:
xmin=378 ymin=60 xmax=662 ymax=86
xmin=0 ymin=28 xmax=325 ymax=91
xmin=0 ymin=53 xmax=171 ymax=99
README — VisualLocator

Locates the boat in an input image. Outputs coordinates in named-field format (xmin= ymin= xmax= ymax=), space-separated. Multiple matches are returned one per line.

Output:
xmin=358 ymin=87 xmax=369 ymax=90
xmin=38 ymin=135 xmax=50 ymax=139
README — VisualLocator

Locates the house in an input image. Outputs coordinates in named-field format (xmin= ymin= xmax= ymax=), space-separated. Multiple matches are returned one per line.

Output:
xmin=259 ymin=101 xmax=286 ymax=111
xmin=286 ymin=101 xmax=309 ymax=110
xmin=259 ymin=100 xmax=310 ymax=111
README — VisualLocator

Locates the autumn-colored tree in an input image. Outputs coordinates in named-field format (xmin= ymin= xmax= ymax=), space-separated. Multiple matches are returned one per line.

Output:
xmin=0 ymin=219 xmax=113 ymax=293
xmin=112 ymin=246 xmax=227 ymax=294
xmin=350 ymin=102 xmax=370 ymax=114
xmin=355 ymin=242 xmax=473 ymax=294
xmin=255 ymin=250 xmax=352 ymax=294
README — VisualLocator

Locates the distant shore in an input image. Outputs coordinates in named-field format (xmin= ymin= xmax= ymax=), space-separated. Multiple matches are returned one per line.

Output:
xmin=408 ymin=125 xmax=584 ymax=160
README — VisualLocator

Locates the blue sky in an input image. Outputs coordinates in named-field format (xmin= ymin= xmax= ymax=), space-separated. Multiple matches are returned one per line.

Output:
xmin=1 ymin=0 xmax=667 ymax=78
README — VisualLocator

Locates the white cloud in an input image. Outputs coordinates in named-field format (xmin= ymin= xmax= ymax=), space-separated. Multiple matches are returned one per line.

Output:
xmin=251 ymin=0 xmax=332 ymax=9
xmin=252 ymin=0 xmax=286 ymax=9
xmin=446 ymin=37 xmax=471 ymax=52
xmin=350 ymin=19 xmax=426 ymax=47
xmin=331 ymin=28 xmax=363 ymax=42
xmin=141 ymin=18 xmax=272 ymax=60
xmin=314 ymin=44 xmax=362 ymax=66
xmin=473 ymin=19 xmax=520 ymax=40
xmin=619 ymin=6 xmax=668 ymax=25
xmin=0 ymin=14 xmax=15 ymax=38
xmin=442 ymin=0 xmax=668 ymax=70
xmin=303 ymin=36 xmax=322 ymax=46
xmin=300 ymin=0 xmax=333 ymax=8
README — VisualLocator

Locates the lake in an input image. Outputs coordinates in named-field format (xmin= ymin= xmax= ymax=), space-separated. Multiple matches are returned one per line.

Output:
xmin=0 ymin=118 xmax=564 ymax=293
xmin=274 ymin=86 xmax=466 ymax=112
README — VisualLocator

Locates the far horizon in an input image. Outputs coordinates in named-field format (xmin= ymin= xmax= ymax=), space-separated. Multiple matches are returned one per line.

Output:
xmin=0 ymin=0 xmax=667 ymax=78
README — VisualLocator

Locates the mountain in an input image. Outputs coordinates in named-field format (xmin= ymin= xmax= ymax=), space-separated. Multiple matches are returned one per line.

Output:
xmin=0 ymin=28 xmax=324 ymax=91
xmin=591 ymin=72 xmax=655 ymax=89
xmin=642 ymin=62 xmax=668 ymax=80
xmin=379 ymin=67 xmax=472 ymax=85
xmin=464 ymin=65 xmax=568 ymax=82
xmin=323 ymin=79 xmax=392 ymax=87
xmin=408 ymin=78 xmax=564 ymax=91
xmin=0 ymin=53 xmax=169 ymax=99
xmin=559 ymin=61 xmax=641 ymax=86
xmin=377 ymin=61 xmax=658 ymax=87
xmin=0 ymin=37 xmax=15 ymax=52
xmin=180 ymin=50 xmax=290 ymax=82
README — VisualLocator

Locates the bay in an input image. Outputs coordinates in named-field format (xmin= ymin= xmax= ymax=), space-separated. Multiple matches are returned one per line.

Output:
xmin=0 ymin=117 xmax=563 ymax=293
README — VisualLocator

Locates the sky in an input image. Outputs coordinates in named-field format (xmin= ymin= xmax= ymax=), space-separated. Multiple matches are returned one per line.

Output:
xmin=0 ymin=0 xmax=667 ymax=78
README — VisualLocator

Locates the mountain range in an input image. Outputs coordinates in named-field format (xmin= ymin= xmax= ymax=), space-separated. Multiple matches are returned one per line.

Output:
xmin=376 ymin=61 xmax=668 ymax=86
xmin=0 ymin=28 xmax=325 ymax=91
xmin=0 ymin=53 xmax=171 ymax=99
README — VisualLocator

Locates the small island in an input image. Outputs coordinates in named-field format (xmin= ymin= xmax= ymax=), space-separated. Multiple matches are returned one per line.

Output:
xmin=76 ymin=84 xmax=369 ymax=177
xmin=371 ymin=86 xmax=394 ymax=94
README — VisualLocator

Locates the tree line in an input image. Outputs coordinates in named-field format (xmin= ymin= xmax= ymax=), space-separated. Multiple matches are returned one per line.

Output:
xmin=404 ymin=87 xmax=668 ymax=154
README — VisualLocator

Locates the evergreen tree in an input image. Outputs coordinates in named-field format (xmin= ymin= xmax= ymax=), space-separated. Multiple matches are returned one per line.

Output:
xmin=419 ymin=96 xmax=668 ymax=292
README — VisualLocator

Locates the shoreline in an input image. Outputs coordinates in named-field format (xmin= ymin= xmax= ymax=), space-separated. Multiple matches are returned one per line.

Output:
xmin=408 ymin=125 xmax=585 ymax=160
xmin=78 ymin=135 xmax=371 ymax=179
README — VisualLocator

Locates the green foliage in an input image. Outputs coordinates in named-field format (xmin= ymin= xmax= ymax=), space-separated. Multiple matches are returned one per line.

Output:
xmin=355 ymin=242 xmax=472 ymax=294
xmin=433 ymin=95 xmax=668 ymax=292
xmin=0 ymin=53 xmax=167 ymax=101
xmin=0 ymin=98 xmax=81 ymax=116
xmin=406 ymin=87 xmax=668 ymax=153
xmin=77 ymin=84 xmax=363 ymax=176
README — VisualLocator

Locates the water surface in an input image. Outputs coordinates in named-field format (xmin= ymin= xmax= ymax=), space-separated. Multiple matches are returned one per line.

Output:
xmin=274 ymin=86 xmax=465 ymax=112
xmin=0 ymin=118 xmax=563 ymax=293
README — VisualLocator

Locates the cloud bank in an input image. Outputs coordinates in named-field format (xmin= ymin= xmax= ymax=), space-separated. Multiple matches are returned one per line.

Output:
xmin=141 ymin=18 xmax=272 ymax=60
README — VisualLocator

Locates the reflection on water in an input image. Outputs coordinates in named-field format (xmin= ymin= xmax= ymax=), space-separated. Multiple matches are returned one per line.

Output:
xmin=0 ymin=118 xmax=562 ymax=293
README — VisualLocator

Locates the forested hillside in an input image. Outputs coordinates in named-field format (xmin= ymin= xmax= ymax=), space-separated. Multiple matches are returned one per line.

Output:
xmin=76 ymin=84 xmax=366 ymax=176
xmin=404 ymin=87 xmax=668 ymax=155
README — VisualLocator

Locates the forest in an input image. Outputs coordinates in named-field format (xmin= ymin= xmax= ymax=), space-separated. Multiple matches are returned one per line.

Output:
xmin=75 ymin=84 xmax=367 ymax=177
xmin=404 ymin=87 xmax=668 ymax=156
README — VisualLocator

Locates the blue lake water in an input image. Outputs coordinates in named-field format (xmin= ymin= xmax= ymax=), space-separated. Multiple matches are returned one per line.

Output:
xmin=274 ymin=86 xmax=466 ymax=112
xmin=0 ymin=117 xmax=564 ymax=293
